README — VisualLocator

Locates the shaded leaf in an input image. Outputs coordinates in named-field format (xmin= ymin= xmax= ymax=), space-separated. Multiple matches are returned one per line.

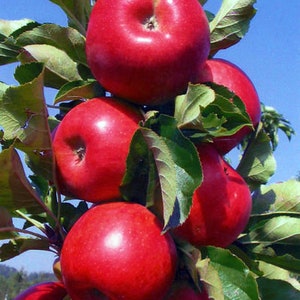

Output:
xmin=50 ymin=0 xmax=92 ymax=35
xmin=0 ymin=236 xmax=49 ymax=261
xmin=0 ymin=207 xmax=16 ymax=239
xmin=0 ymin=147 xmax=44 ymax=213
xmin=237 ymin=124 xmax=276 ymax=190
xmin=209 ymin=0 xmax=257 ymax=56
xmin=257 ymin=278 xmax=300 ymax=300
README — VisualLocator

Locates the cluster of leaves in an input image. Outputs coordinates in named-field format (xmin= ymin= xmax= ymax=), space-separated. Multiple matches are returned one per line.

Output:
xmin=0 ymin=0 xmax=299 ymax=299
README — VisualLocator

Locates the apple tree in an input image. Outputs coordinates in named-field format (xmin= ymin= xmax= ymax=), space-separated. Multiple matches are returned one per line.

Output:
xmin=0 ymin=0 xmax=299 ymax=299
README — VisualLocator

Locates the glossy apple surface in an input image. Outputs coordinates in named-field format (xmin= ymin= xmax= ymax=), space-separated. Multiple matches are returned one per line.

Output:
xmin=52 ymin=97 xmax=142 ymax=202
xmin=173 ymin=143 xmax=252 ymax=248
xmin=14 ymin=281 xmax=67 ymax=300
xmin=196 ymin=58 xmax=261 ymax=154
xmin=86 ymin=0 xmax=210 ymax=105
xmin=166 ymin=281 xmax=209 ymax=300
xmin=60 ymin=202 xmax=178 ymax=300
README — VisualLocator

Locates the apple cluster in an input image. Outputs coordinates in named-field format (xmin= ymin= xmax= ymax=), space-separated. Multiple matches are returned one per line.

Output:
xmin=15 ymin=0 xmax=261 ymax=299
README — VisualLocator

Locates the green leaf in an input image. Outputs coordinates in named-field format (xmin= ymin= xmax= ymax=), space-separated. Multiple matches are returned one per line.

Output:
xmin=137 ymin=127 xmax=178 ymax=229
xmin=196 ymin=257 xmax=224 ymax=300
xmin=237 ymin=124 xmax=276 ymax=190
xmin=0 ymin=236 xmax=49 ymax=262
xmin=50 ymin=0 xmax=92 ymax=35
xmin=121 ymin=129 xmax=158 ymax=207
xmin=175 ymin=83 xmax=252 ymax=141
xmin=18 ymin=44 xmax=82 ymax=89
xmin=149 ymin=115 xmax=202 ymax=230
xmin=0 ymin=147 xmax=44 ymax=213
xmin=0 ymin=39 xmax=21 ymax=65
xmin=240 ymin=216 xmax=300 ymax=246
xmin=209 ymin=0 xmax=257 ymax=56
xmin=202 ymin=246 xmax=260 ymax=300
xmin=257 ymin=278 xmax=300 ymax=300
xmin=252 ymin=180 xmax=300 ymax=216
xmin=0 ymin=19 xmax=36 ymax=37
xmin=175 ymin=84 xmax=215 ymax=128
xmin=0 ymin=62 xmax=53 ymax=180
xmin=54 ymin=80 xmax=105 ymax=103
xmin=0 ymin=207 xmax=16 ymax=239
xmin=16 ymin=23 xmax=87 ymax=66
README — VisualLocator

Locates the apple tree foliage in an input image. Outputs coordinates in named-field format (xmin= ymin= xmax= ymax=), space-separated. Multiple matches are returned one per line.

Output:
xmin=0 ymin=0 xmax=299 ymax=299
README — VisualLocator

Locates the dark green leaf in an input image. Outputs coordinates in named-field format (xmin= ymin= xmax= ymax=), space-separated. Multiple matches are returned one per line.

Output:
xmin=0 ymin=236 xmax=49 ymax=261
xmin=0 ymin=207 xmax=16 ymax=239
xmin=237 ymin=124 xmax=276 ymax=190
xmin=257 ymin=278 xmax=300 ymax=300
xmin=0 ymin=147 xmax=44 ymax=213
xmin=209 ymin=0 xmax=257 ymax=56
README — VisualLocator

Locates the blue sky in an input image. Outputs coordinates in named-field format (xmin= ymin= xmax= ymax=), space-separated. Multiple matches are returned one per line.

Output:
xmin=0 ymin=1 xmax=299 ymax=273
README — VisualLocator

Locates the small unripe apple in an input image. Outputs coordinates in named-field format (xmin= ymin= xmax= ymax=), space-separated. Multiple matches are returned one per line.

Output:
xmin=195 ymin=58 xmax=261 ymax=154
xmin=173 ymin=143 xmax=252 ymax=248
xmin=14 ymin=281 xmax=67 ymax=300
xmin=61 ymin=202 xmax=178 ymax=300
xmin=52 ymin=97 xmax=142 ymax=202
xmin=86 ymin=0 xmax=210 ymax=105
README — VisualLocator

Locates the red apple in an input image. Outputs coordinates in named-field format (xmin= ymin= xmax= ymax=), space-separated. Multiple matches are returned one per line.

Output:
xmin=60 ymin=202 xmax=178 ymax=300
xmin=14 ymin=281 xmax=67 ymax=300
xmin=173 ymin=143 xmax=252 ymax=248
xmin=195 ymin=58 xmax=261 ymax=154
xmin=52 ymin=97 xmax=142 ymax=202
xmin=166 ymin=281 xmax=209 ymax=300
xmin=86 ymin=0 xmax=210 ymax=105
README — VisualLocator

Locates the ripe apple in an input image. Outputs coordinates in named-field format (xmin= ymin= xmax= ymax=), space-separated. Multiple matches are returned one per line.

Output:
xmin=60 ymin=202 xmax=178 ymax=300
xmin=195 ymin=58 xmax=261 ymax=154
xmin=166 ymin=281 xmax=209 ymax=300
xmin=52 ymin=97 xmax=142 ymax=202
xmin=173 ymin=143 xmax=252 ymax=248
xmin=14 ymin=281 xmax=67 ymax=300
xmin=86 ymin=0 xmax=210 ymax=105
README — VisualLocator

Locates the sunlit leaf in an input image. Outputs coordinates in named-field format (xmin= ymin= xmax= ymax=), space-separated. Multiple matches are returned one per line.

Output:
xmin=240 ymin=216 xmax=300 ymax=246
xmin=252 ymin=180 xmax=300 ymax=216
xmin=0 ymin=62 xmax=53 ymax=179
xmin=202 ymin=246 xmax=260 ymax=300
xmin=209 ymin=0 xmax=257 ymax=56
xmin=18 ymin=44 xmax=82 ymax=89
xmin=148 ymin=115 xmax=202 ymax=230
xmin=0 ymin=19 xmax=36 ymax=37
xmin=54 ymin=80 xmax=105 ymax=103
xmin=16 ymin=23 xmax=87 ymax=66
